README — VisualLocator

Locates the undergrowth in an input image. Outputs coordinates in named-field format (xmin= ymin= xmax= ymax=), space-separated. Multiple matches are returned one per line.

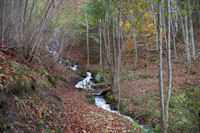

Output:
xmin=0 ymin=52 xmax=64 ymax=132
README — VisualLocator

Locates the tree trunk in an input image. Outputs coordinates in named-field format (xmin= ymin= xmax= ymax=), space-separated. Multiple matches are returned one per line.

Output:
xmin=157 ymin=0 xmax=166 ymax=132
xmin=29 ymin=0 xmax=63 ymax=62
xmin=2 ymin=0 xmax=6 ymax=41
xmin=166 ymin=0 xmax=172 ymax=131
xmin=132 ymin=0 xmax=137 ymax=69
xmin=117 ymin=2 xmax=122 ymax=111
xmin=102 ymin=21 xmax=113 ymax=89
xmin=54 ymin=29 xmax=67 ymax=65
xmin=28 ymin=0 xmax=37 ymax=26
xmin=152 ymin=2 xmax=159 ymax=50
xmin=85 ymin=0 xmax=89 ymax=68
xmin=184 ymin=4 xmax=191 ymax=79
xmin=110 ymin=3 xmax=117 ymax=92
xmin=161 ymin=0 xmax=167 ymax=49
xmin=171 ymin=22 xmax=178 ymax=62
xmin=189 ymin=12 xmax=195 ymax=60
xmin=99 ymin=19 xmax=103 ymax=67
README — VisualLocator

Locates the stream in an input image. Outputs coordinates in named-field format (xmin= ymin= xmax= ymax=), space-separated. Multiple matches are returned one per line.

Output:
xmin=58 ymin=61 xmax=148 ymax=132
xmin=45 ymin=36 xmax=150 ymax=132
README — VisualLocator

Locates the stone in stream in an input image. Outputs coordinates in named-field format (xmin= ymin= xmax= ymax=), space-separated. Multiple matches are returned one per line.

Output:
xmin=91 ymin=70 xmax=105 ymax=83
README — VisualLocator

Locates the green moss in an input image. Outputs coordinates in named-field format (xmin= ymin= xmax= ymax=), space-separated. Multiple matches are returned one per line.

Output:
xmin=47 ymin=74 xmax=56 ymax=88
xmin=76 ymin=69 xmax=87 ymax=77
xmin=39 ymin=68 xmax=56 ymax=88
xmin=91 ymin=70 xmax=102 ymax=77
xmin=85 ymin=94 xmax=95 ymax=104
xmin=119 ymin=99 xmax=129 ymax=115
xmin=91 ymin=70 xmax=105 ymax=83
xmin=104 ymin=91 xmax=117 ymax=104
xmin=150 ymin=57 xmax=157 ymax=62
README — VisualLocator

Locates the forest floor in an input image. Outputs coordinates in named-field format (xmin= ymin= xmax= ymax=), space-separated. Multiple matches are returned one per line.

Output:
xmin=0 ymin=41 xmax=145 ymax=132
xmin=0 ymin=36 xmax=199 ymax=132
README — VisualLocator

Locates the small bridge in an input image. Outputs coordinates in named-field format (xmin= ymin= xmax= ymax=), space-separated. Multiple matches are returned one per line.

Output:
xmin=83 ymin=83 xmax=112 ymax=94
xmin=86 ymin=87 xmax=112 ymax=94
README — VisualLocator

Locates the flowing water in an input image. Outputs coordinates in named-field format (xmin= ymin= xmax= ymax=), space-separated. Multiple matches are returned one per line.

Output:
xmin=46 ymin=39 xmax=150 ymax=132
xmin=57 ymin=59 xmax=149 ymax=132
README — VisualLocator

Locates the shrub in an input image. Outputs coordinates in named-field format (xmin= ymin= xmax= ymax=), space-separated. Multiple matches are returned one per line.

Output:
xmin=85 ymin=94 xmax=95 ymax=104
xmin=76 ymin=69 xmax=87 ymax=77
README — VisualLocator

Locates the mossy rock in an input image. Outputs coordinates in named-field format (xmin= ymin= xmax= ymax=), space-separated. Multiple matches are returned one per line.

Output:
xmin=103 ymin=91 xmax=117 ymax=104
xmin=76 ymin=69 xmax=87 ymax=77
xmin=91 ymin=70 xmax=105 ymax=83
xmin=85 ymin=94 xmax=95 ymax=104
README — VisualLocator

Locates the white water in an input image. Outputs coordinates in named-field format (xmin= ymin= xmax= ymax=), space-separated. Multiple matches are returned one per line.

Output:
xmin=70 ymin=65 xmax=78 ymax=71
xmin=94 ymin=96 xmax=147 ymax=131
xmin=75 ymin=72 xmax=94 ymax=91
xmin=95 ymin=96 xmax=135 ymax=123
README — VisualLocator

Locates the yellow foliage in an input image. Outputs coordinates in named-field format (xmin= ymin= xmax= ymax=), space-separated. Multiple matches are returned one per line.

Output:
xmin=124 ymin=12 xmax=164 ymax=51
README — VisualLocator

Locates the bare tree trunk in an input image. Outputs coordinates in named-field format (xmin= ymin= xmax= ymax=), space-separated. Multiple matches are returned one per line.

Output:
xmin=132 ymin=0 xmax=137 ymax=69
xmin=171 ymin=23 xmax=178 ymax=62
xmin=102 ymin=21 xmax=113 ymax=88
xmin=171 ymin=7 xmax=178 ymax=62
xmin=165 ymin=0 xmax=172 ymax=131
xmin=189 ymin=10 xmax=196 ymax=60
xmin=157 ymin=0 xmax=166 ymax=132
xmin=99 ymin=19 xmax=103 ymax=67
xmin=152 ymin=2 xmax=159 ymax=50
xmin=2 ymin=0 xmax=6 ymax=41
xmin=29 ymin=0 xmax=63 ymax=62
xmin=29 ymin=0 xmax=53 ymax=45
xmin=161 ymin=0 xmax=167 ymax=48
xmin=52 ymin=29 xmax=68 ymax=67
xmin=110 ymin=2 xmax=117 ymax=91
xmin=163 ymin=19 xmax=168 ymax=48
xmin=86 ymin=16 xmax=89 ymax=67
xmin=184 ymin=4 xmax=191 ymax=79
xmin=85 ymin=0 xmax=89 ymax=68
xmin=28 ymin=0 xmax=37 ymax=26
xmin=178 ymin=1 xmax=191 ymax=79
xmin=117 ymin=2 xmax=122 ymax=111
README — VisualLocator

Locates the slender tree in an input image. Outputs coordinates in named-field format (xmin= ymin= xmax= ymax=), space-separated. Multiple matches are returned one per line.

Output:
xmin=157 ymin=0 xmax=166 ymax=132
xmin=99 ymin=19 xmax=103 ymax=67
xmin=85 ymin=0 xmax=90 ymax=67
xmin=132 ymin=0 xmax=137 ymax=69
xmin=189 ymin=0 xmax=196 ymax=60
xmin=166 ymin=0 xmax=172 ymax=131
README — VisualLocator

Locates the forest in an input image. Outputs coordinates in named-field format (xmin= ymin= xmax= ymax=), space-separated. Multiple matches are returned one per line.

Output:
xmin=0 ymin=0 xmax=199 ymax=132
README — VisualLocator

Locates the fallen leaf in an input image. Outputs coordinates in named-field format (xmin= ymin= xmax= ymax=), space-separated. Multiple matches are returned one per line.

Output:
xmin=16 ymin=122 xmax=24 ymax=127
xmin=27 ymin=120 xmax=32 ymax=124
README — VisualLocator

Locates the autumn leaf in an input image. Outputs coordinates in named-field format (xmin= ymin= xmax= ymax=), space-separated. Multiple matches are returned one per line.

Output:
xmin=27 ymin=120 xmax=33 ymax=124
xmin=16 ymin=122 xmax=24 ymax=127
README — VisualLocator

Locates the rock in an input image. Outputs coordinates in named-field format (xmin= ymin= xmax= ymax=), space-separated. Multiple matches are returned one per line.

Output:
xmin=91 ymin=70 xmax=105 ymax=83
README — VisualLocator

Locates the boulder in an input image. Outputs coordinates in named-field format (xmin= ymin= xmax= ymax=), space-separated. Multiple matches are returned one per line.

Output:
xmin=91 ymin=70 xmax=105 ymax=83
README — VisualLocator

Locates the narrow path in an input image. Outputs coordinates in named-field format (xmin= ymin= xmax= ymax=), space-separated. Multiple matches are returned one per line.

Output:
xmin=52 ymin=64 xmax=142 ymax=133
